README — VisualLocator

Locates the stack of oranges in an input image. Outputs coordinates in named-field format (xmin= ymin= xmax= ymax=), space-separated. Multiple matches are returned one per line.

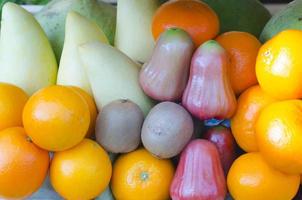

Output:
xmin=229 ymin=29 xmax=302 ymax=200
xmin=0 ymin=84 xmax=112 ymax=200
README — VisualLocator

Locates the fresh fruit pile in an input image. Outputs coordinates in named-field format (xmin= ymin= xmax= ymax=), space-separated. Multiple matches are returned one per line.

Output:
xmin=1 ymin=0 xmax=302 ymax=199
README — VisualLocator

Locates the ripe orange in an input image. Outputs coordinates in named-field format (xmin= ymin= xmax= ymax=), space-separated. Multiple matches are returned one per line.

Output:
xmin=50 ymin=139 xmax=112 ymax=200
xmin=152 ymin=0 xmax=219 ymax=47
xmin=0 ymin=82 xmax=28 ymax=131
xmin=227 ymin=152 xmax=300 ymax=200
xmin=256 ymin=100 xmax=302 ymax=174
xmin=0 ymin=127 xmax=49 ymax=199
xmin=231 ymin=85 xmax=277 ymax=152
xmin=216 ymin=31 xmax=261 ymax=95
xmin=111 ymin=148 xmax=175 ymax=200
xmin=69 ymin=86 xmax=97 ymax=138
xmin=23 ymin=85 xmax=90 ymax=151
xmin=256 ymin=30 xmax=302 ymax=100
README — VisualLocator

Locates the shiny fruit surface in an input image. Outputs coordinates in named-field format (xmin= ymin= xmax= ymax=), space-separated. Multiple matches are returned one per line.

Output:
xmin=111 ymin=148 xmax=174 ymax=200
xmin=231 ymin=85 xmax=277 ymax=152
xmin=227 ymin=152 xmax=300 ymax=200
xmin=152 ymin=0 xmax=219 ymax=47
xmin=216 ymin=31 xmax=261 ymax=95
xmin=50 ymin=139 xmax=112 ymax=200
xmin=0 ymin=82 xmax=28 ymax=131
xmin=256 ymin=100 xmax=302 ymax=174
xmin=23 ymin=85 xmax=90 ymax=151
xmin=0 ymin=127 xmax=49 ymax=199
xmin=256 ymin=30 xmax=302 ymax=100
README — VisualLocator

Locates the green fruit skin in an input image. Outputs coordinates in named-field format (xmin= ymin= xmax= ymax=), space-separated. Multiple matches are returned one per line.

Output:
xmin=35 ymin=0 xmax=116 ymax=61
xmin=202 ymin=0 xmax=271 ymax=37
xmin=260 ymin=0 xmax=302 ymax=43
xmin=0 ymin=0 xmax=18 ymax=18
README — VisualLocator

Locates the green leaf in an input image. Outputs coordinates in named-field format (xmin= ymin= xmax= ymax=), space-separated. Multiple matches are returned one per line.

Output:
xmin=19 ymin=0 xmax=50 ymax=5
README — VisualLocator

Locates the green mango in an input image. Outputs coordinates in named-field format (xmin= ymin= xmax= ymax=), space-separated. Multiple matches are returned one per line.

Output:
xmin=35 ymin=0 xmax=116 ymax=61
xmin=0 ymin=3 xmax=57 ymax=95
xmin=0 ymin=0 xmax=19 ymax=18
xmin=202 ymin=0 xmax=271 ymax=37
xmin=260 ymin=0 xmax=302 ymax=42
xmin=0 ymin=0 xmax=50 ymax=22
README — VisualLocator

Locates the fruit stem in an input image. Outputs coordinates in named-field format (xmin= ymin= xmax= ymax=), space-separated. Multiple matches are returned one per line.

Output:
xmin=140 ymin=171 xmax=149 ymax=181
xmin=26 ymin=136 xmax=32 ymax=143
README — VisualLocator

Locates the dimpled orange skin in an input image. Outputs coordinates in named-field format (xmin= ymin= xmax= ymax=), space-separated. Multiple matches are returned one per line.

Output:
xmin=0 ymin=83 xmax=28 ymax=131
xmin=50 ymin=139 xmax=112 ymax=200
xmin=0 ymin=127 xmax=49 ymax=199
xmin=69 ymin=86 xmax=98 ymax=138
xmin=231 ymin=85 xmax=277 ymax=152
xmin=23 ymin=85 xmax=90 ymax=151
xmin=111 ymin=148 xmax=175 ymax=200
xmin=216 ymin=31 xmax=261 ymax=95
xmin=256 ymin=30 xmax=302 ymax=100
xmin=152 ymin=0 xmax=219 ymax=47
xmin=227 ymin=152 xmax=300 ymax=200
xmin=256 ymin=100 xmax=302 ymax=174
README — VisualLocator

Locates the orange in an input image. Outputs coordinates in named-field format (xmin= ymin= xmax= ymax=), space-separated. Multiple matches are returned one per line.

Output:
xmin=152 ymin=0 xmax=219 ymax=47
xmin=216 ymin=31 xmax=261 ymax=95
xmin=111 ymin=148 xmax=174 ymax=200
xmin=256 ymin=100 xmax=302 ymax=174
xmin=256 ymin=30 xmax=302 ymax=100
xmin=0 ymin=127 xmax=49 ymax=199
xmin=0 ymin=82 xmax=28 ymax=131
xmin=69 ymin=86 xmax=98 ymax=138
xmin=50 ymin=139 xmax=111 ymax=200
xmin=227 ymin=152 xmax=300 ymax=200
xmin=231 ymin=85 xmax=277 ymax=152
xmin=23 ymin=85 xmax=90 ymax=151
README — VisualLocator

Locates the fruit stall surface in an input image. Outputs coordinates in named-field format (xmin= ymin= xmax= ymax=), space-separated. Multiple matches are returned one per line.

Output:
xmin=3 ymin=0 xmax=302 ymax=200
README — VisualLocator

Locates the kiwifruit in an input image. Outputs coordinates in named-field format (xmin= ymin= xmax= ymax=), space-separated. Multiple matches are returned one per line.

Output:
xmin=141 ymin=101 xmax=194 ymax=159
xmin=95 ymin=99 xmax=144 ymax=153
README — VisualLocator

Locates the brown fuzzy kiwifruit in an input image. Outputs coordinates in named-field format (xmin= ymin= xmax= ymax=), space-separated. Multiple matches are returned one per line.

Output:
xmin=141 ymin=101 xmax=194 ymax=159
xmin=95 ymin=99 xmax=144 ymax=153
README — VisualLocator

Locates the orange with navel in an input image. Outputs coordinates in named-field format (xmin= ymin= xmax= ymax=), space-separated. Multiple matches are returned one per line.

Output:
xmin=256 ymin=29 xmax=302 ymax=100
xmin=23 ymin=85 xmax=90 ymax=151
xmin=0 ymin=82 xmax=28 ymax=131
xmin=111 ymin=148 xmax=175 ymax=200
xmin=227 ymin=152 xmax=300 ymax=200
xmin=69 ymin=86 xmax=98 ymax=138
xmin=256 ymin=100 xmax=302 ymax=174
xmin=0 ymin=127 xmax=49 ymax=199
xmin=50 ymin=139 xmax=112 ymax=200
xmin=152 ymin=0 xmax=219 ymax=47
xmin=231 ymin=85 xmax=277 ymax=152
xmin=216 ymin=31 xmax=261 ymax=95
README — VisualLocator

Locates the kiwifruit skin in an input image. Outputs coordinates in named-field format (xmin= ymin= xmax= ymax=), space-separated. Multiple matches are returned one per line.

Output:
xmin=141 ymin=101 xmax=194 ymax=159
xmin=95 ymin=99 xmax=144 ymax=153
